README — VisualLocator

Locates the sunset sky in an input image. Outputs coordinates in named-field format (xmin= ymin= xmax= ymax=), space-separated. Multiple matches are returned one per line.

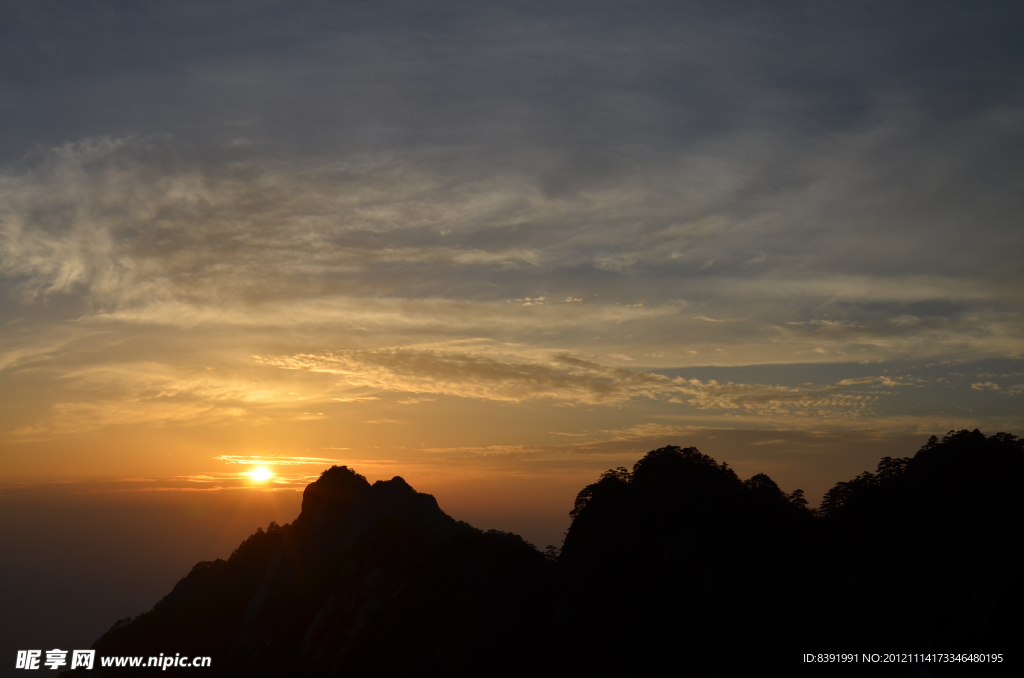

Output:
xmin=2 ymin=0 xmax=1023 ymax=609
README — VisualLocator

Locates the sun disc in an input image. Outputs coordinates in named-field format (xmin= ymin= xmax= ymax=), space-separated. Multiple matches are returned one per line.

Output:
xmin=249 ymin=467 xmax=273 ymax=482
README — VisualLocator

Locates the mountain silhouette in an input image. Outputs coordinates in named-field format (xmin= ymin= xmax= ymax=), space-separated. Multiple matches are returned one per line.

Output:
xmin=77 ymin=467 xmax=556 ymax=676
xmin=72 ymin=430 xmax=1020 ymax=676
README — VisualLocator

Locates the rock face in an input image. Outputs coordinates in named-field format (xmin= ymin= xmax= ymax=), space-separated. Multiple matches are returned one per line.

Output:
xmin=86 ymin=466 xmax=554 ymax=676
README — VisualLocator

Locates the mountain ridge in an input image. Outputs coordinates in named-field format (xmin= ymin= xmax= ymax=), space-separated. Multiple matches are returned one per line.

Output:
xmin=77 ymin=430 xmax=1022 ymax=676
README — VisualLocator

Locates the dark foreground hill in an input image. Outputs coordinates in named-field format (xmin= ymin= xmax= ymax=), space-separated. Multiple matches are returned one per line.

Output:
xmin=74 ymin=430 xmax=1020 ymax=676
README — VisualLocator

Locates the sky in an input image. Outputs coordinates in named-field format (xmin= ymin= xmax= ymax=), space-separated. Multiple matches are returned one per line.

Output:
xmin=1 ymin=0 xmax=1023 ymax=658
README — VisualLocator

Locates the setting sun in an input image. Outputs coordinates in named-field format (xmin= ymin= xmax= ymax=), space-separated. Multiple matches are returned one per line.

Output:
xmin=248 ymin=467 xmax=273 ymax=482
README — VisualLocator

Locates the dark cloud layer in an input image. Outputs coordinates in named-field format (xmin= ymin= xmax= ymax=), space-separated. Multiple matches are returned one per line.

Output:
xmin=4 ymin=1 xmax=1023 ymax=158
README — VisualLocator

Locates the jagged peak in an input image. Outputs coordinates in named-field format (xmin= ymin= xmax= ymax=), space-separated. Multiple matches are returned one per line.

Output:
xmin=314 ymin=465 xmax=371 ymax=489
xmin=300 ymin=465 xmax=372 ymax=517
xmin=372 ymin=475 xmax=413 ymax=490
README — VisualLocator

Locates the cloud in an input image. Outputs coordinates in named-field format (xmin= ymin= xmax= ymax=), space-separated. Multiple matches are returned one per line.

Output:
xmin=693 ymin=316 xmax=745 ymax=323
xmin=255 ymin=342 xmax=894 ymax=419
xmin=255 ymin=346 xmax=668 ymax=405
xmin=214 ymin=455 xmax=351 ymax=466
xmin=3 ymin=134 xmax=1022 ymax=373
xmin=397 ymin=397 xmax=436 ymax=405
xmin=602 ymin=423 xmax=685 ymax=441
xmin=11 ymin=399 xmax=248 ymax=437
xmin=0 ymin=138 xmax=545 ymax=311
xmin=0 ymin=337 xmax=76 ymax=372
xmin=5 ymin=359 xmax=309 ymax=436
xmin=6 ymin=335 xmax=926 ymax=438
xmin=836 ymin=376 xmax=905 ymax=387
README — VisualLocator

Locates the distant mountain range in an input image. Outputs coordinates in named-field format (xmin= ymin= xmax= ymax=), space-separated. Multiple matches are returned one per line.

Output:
xmin=74 ymin=430 xmax=1021 ymax=676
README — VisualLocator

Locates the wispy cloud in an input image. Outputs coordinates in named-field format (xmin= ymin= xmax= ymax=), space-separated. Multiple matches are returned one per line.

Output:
xmin=836 ymin=376 xmax=907 ymax=387
xmin=215 ymin=455 xmax=351 ymax=466
xmin=256 ymin=342 xmax=906 ymax=419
